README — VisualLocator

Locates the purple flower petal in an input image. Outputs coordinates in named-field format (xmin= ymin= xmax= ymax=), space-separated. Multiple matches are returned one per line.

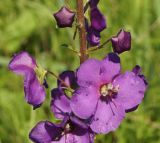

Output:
xmin=70 ymin=86 xmax=99 ymax=119
xmin=90 ymin=99 xmax=125 ymax=134
xmin=77 ymin=59 xmax=102 ymax=87
xmin=132 ymin=65 xmax=148 ymax=86
xmin=8 ymin=51 xmax=36 ymax=75
xmin=70 ymin=115 xmax=88 ymax=129
xmin=53 ymin=6 xmax=75 ymax=28
xmin=51 ymin=126 xmax=93 ymax=143
xmin=113 ymin=71 xmax=146 ymax=111
xmin=77 ymin=53 xmax=120 ymax=87
xmin=71 ymin=127 xmax=94 ymax=143
xmin=132 ymin=65 xmax=142 ymax=75
xmin=24 ymin=70 xmax=46 ymax=109
xmin=105 ymin=102 xmax=125 ymax=132
xmin=57 ymin=71 xmax=77 ymax=89
xmin=90 ymin=7 xmax=106 ymax=32
xmin=101 ymin=53 xmax=121 ymax=83
xmin=51 ymin=133 xmax=86 ymax=143
xmin=51 ymin=88 xmax=71 ymax=119
xmin=29 ymin=121 xmax=62 ymax=143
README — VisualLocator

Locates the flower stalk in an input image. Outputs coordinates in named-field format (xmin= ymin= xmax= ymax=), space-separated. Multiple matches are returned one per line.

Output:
xmin=87 ymin=38 xmax=111 ymax=53
xmin=76 ymin=0 xmax=88 ymax=64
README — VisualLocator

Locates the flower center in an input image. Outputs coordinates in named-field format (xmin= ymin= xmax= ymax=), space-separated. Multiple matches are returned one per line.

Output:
xmin=65 ymin=123 xmax=71 ymax=132
xmin=64 ymin=121 xmax=75 ymax=133
xmin=100 ymin=83 xmax=119 ymax=97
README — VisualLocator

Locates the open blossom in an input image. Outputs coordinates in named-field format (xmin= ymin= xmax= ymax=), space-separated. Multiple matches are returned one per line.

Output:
xmin=70 ymin=53 xmax=147 ymax=134
xmin=53 ymin=6 xmax=75 ymax=28
xmin=8 ymin=52 xmax=46 ymax=109
xmin=111 ymin=29 xmax=131 ymax=54
xmin=29 ymin=118 xmax=94 ymax=143
xmin=29 ymin=71 xmax=94 ymax=143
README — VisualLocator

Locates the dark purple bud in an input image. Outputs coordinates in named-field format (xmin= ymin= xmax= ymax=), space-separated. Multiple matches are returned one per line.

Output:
xmin=53 ymin=6 xmax=75 ymax=28
xmin=87 ymin=27 xmax=100 ymax=46
xmin=111 ymin=29 xmax=131 ymax=54
xmin=89 ymin=0 xmax=100 ymax=8
xmin=90 ymin=7 xmax=106 ymax=32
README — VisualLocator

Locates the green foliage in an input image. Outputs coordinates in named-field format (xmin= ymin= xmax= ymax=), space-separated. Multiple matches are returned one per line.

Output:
xmin=0 ymin=0 xmax=160 ymax=143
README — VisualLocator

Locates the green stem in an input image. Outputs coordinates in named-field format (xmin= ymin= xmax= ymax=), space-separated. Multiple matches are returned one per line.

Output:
xmin=68 ymin=46 xmax=80 ymax=56
xmin=87 ymin=38 xmax=111 ymax=53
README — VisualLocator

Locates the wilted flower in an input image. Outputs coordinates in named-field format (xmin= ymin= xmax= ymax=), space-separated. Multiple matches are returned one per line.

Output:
xmin=8 ymin=52 xmax=46 ymax=109
xmin=29 ymin=71 xmax=94 ymax=143
xmin=111 ymin=29 xmax=131 ymax=54
xmin=53 ymin=6 xmax=75 ymax=28
xmin=90 ymin=7 xmax=106 ymax=32
xmin=70 ymin=53 xmax=147 ymax=134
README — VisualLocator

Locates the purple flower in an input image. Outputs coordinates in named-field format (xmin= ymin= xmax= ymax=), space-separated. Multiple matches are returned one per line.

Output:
xmin=29 ymin=71 xmax=94 ymax=143
xmin=53 ymin=6 xmax=75 ymax=28
xmin=70 ymin=53 xmax=147 ymax=134
xmin=111 ymin=29 xmax=131 ymax=54
xmin=8 ymin=51 xmax=46 ymax=109
xmin=51 ymin=71 xmax=78 ymax=120
xmin=29 ymin=118 xmax=94 ymax=143
xmin=90 ymin=7 xmax=106 ymax=32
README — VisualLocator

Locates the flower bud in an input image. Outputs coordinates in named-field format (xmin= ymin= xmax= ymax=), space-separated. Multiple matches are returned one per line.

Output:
xmin=87 ymin=27 xmax=100 ymax=46
xmin=53 ymin=6 xmax=75 ymax=28
xmin=111 ymin=29 xmax=131 ymax=54
xmin=90 ymin=7 xmax=106 ymax=32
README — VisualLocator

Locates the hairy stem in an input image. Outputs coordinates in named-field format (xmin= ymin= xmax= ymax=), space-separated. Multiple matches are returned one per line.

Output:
xmin=76 ymin=0 xmax=88 ymax=64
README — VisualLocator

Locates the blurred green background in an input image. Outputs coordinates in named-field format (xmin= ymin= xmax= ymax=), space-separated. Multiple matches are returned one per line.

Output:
xmin=0 ymin=0 xmax=160 ymax=143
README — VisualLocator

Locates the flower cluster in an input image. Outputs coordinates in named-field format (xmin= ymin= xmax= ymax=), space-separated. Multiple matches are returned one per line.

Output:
xmin=8 ymin=51 xmax=147 ymax=142
xmin=8 ymin=0 xmax=148 ymax=143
